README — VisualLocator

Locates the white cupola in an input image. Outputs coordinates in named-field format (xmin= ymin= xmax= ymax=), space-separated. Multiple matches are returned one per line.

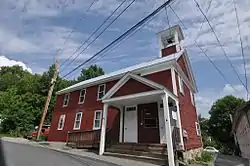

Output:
xmin=157 ymin=25 xmax=184 ymax=57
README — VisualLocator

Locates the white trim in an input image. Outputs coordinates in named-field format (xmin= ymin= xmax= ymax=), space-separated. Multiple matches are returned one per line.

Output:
xmin=119 ymin=106 xmax=124 ymax=143
xmin=73 ymin=112 xmax=82 ymax=130
xmin=57 ymin=50 xmax=184 ymax=95
xmin=97 ymin=84 xmax=106 ymax=100
xmin=171 ymin=68 xmax=178 ymax=96
xmin=158 ymin=101 xmax=167 ymax=144
xmin=161 ymin=93 xmax=175 ymax=166
xmin=62 ymin=93 xmax=70 ymax=107
xmin=78 ymin=89 xmax=86 ymax=104
xmin=99 ymin=103 xmax=109 ymax=155
xmin=175 ymin=100 xmax=184 ymax=150
xmin=183 ymin=50 xmax=197 ymax=92
xmin=102 ymin=72 xmax=165 ymax=100
xmin=173 ymin=62 xmax=197 ymax=93
xmin=103 ymin=90 xmax=164 ymax=103
xmin=57 ymin=114 xmax=66 ymax=130
xmin=93 ymin=110 xmax=102 ymax=130
xmin=195 ymin=121 xmax=201 ymax=136
xmin=178 ymin=75 xmax=184 ymax=95
xmin=140 ymin=65 xmax=171 ymax=76
xmin=190 ymin=90 xmax=194 ymax=106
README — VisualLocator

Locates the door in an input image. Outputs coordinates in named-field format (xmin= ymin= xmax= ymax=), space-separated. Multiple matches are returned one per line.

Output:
xmin=138 ymin=102 xmax=160 ymax=143
xmin=124 ymin=106 xmax=138 ymax=143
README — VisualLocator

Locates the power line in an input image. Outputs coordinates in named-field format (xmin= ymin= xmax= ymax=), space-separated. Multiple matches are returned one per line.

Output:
xmin=59 ymin=0 xmax=128 ymax=70
xmin=55 ymin=0 xmax=97 ymax=59
xmin=194 ymin=0 xmax=213 ymax=42
xmin=74 ymin=5 xmax=163 ymax=71
xmin=62 ymin=0 xmax=176 ymax=79
xmin=169 ymin=5 xmax=239 ymax=92
xmin=60 ymin=0 xmax=136 ymax=74
xmin=232 ymin=0 xmax=248 ymax=100
xmin=192 ymin=0 xmax=249 ymax=94
xmin=164 ymin=1 xmax=171 ymax=30
xmin=65 ymin=1 xmax=179 ymax=79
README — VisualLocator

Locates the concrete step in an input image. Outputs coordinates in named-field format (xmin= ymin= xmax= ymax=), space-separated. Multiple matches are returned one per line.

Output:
xmin=106 ymin=148 xmax=168 ymax=158
xmin=111 ymin=143 xmax=167 ymax=153
xmin=104 ymin=151 xmax=167 ymax=165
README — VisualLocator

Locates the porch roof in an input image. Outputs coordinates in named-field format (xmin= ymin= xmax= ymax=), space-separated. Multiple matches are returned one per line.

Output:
xmin=102 ymin=72 xmax=178 ymax=106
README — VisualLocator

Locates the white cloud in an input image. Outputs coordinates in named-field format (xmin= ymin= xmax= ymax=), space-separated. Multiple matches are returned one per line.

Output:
xmin=196 ymin=84 xmax=247 ymax=117
xmin=0 ymin=56 xmax=32 ymax=73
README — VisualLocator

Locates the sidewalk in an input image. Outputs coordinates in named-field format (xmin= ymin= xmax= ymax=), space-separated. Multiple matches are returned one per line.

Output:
xmin=1 ymin=137 xmax=158 ymax=166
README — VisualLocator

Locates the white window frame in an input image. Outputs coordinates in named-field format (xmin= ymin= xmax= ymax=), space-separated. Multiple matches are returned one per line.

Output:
xmin=178 ymin=75 xmax=184 ymax=95
xmin=195 ymin=122 xmax=201 ymax=136
xmin=97 ymin=84 xmax=106 ymax=100
xmin=57 ymin=114 xmax=66 ymax=130
xmin=93 ymin=110 xmax=102 ymax=130
xmin=63 ymin=93 xmax=70 ymax=107
xmin=78 ymin=89 xmax=86 ymax=104
xmin=73 ymin=112 xmax=82 ymax=130
xmin=190 ymin=90 xmax=195 ymax=105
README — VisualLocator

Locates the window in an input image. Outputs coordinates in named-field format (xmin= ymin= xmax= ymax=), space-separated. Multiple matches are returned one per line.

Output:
xmin=93 ymin=110 xmax=102 ymax=130
xmin=195 ymin=122 xmax=201 ymax=136
xmin=190 ymin=90 xmax=195 ymax=105
xmin=97 ymin=84 xmax=106 ymax=100
xmin=57 ymin=114 xmax=65 ymax=130
xmin=73 ymin=112 xmax=82 ymax=130
xmin=78 ymin=89 xmax=86 ymax=104
xmin=178 ymin=76 xmax=184 ymax=95
xmin=63 ymin=93 xmax=70 ymax=107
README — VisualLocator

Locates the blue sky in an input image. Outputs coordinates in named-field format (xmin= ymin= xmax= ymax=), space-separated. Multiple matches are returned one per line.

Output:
xmin=0 ymin=0 xmax=250 ymax=117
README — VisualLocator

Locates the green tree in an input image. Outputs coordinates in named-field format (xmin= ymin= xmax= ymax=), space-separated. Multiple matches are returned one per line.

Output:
xmin=208 ymin=95 xmax=245 ymax=154
xmin=76 ymin=64 xmax=104 ymax=83
xmin=0 ymin=63 xmax=104 ymax=135
xmin=0 ymin=88 xmax=45 ymax=134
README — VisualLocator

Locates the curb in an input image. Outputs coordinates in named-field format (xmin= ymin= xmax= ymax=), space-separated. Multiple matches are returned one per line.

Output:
xmin=1 ymin=139 xmax=120 ymax=166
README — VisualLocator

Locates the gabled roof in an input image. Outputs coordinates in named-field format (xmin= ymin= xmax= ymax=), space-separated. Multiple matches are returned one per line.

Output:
xmin=102 ymin=72 xmax=165 ymax=100
xmin=57 ymin=50 xmax=184 ymax=95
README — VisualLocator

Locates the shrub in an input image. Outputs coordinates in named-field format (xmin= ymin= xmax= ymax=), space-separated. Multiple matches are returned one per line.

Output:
xmin=200 ymin=151 xmax=213 ymax=162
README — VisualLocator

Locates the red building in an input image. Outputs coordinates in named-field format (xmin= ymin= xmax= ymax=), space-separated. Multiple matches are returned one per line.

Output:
xmin=48 ymin=25 xmax=202 ymax=165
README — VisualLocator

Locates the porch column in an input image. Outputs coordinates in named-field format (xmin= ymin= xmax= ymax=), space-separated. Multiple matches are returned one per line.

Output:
xmin=161 ymin=93 xmax=175 ymax=166
xmin=99 ymin=103 xmax=109 ymax=155
xmin=176 ymin=100 xmax=184 ymax=150
xmin=119 ymin=106 xmax=124 ymax=143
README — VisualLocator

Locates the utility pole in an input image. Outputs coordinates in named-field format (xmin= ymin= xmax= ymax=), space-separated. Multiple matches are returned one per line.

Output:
xmin=36 ymin=60 xmax=59 ymax=141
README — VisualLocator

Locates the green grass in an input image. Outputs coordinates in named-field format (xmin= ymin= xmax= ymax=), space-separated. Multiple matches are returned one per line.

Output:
xmin=0 ymin=133 xmax=19 ymax=138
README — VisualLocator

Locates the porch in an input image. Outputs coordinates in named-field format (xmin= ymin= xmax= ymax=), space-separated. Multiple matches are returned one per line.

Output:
xmin=67 ymin=73 xmax=184 ymax=165
xmin=101 ymin=87 xmax=184 ymax=164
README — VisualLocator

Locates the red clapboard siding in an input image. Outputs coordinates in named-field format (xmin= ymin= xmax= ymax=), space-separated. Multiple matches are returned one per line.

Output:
xmin=113 ymin=78 xmax=154 ymax=97
xmin=177 ymin=55 xmax=190 ymax=80
xmin=175 ymin=71 xmax=202 ymax=150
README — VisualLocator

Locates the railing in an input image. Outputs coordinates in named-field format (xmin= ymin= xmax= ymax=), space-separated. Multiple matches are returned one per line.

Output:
xmin=66 ymin=128 xmax=118 ymax=149
xmin=66 ymin=129 xmax=101 ymax=148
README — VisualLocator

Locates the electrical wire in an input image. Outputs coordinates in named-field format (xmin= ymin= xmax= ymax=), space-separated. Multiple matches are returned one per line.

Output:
xmin=194 ymin=0 xmax=213 ymax=42
xmin=54 ymin=0 xmax=98 ymax=59
xmin=59 ymin=0 xmax=128 ymax=70
xmin=60 ymin=0 xmax=136 ymax=74
xmin=62 ymin=0 xmax=176 ymax=78
xmin=192 ymin=0 xmax=249 ymax=94
xmin=232 ymin=0 xmax=248 ymax=99
xmin=169 ymin=5 xmax=239 ymax=92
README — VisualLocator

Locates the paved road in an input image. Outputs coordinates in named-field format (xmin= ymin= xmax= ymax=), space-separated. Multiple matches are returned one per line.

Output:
xmin=0 ymin=140 xmax=119 ymax=166
xmin=215 ymin=154 xmax=249 ymax=166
